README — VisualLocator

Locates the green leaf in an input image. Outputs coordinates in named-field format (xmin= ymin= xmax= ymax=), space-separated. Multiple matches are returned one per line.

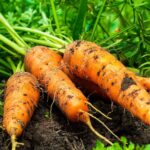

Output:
xmin=92 ymin=140 xmax=105 ymax=150
xmin=92 ymin=137 xmax=150 ymax=150
xmin=121 ymin=136 xmax=127 ymax=145
xmin=112 ymin=143 xmax=122 ymax=150
xmin=144 ymin=144 xmax=150 ymax=150
xmin=128 ymin=142 xmax=135 ymax=150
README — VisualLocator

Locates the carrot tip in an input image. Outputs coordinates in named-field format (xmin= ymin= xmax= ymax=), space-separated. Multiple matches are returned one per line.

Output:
xmin=87 ymin=112 xmax=120 ymax=141
xmin=79 ymin=110 xmax=113 ymax=145
xmin=86 ymin=120 xmax=113 ymax=145
xmin=11 ymin=135 xmax=24 ymax=150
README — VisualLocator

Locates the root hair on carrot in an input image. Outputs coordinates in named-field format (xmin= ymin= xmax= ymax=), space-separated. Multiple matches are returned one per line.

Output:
xmin=11 ymin=135 xmax=24 ymax=150
xmin=85 ymin=111 xmax=120 ymax=141
xmin=107 ymin=101 xmax=114 ymax=116
xmin=79 ymin=110 xmax=113 ymax=145
xmin=49 ymin=97 xmax=55 ymax=121
xmin=86 ymin=101 xmax=112 ymax=120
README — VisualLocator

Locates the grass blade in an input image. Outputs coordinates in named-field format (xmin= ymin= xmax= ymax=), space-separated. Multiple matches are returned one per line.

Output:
xmin=90 ymin=0 xmax=107 ymax=40
xmin=99 ymin=25 xmax=135 ymax=45
xmin=50 ymin=0 xmax=61 ymax=34
xmin=73 ymin=0 xmax=87 ymax=39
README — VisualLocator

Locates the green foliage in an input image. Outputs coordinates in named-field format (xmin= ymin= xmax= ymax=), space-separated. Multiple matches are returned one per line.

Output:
xmin=92 ymin=137 xmax=150 ymax=150
xmin=0 ymin=1 xmax=149 ymax=146
xmin=0 ymin=0 xmax=149 ymax=77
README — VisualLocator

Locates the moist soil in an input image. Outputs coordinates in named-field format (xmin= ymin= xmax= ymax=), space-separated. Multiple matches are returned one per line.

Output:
xmin=0 ymin=92 xmax=150 ymax=150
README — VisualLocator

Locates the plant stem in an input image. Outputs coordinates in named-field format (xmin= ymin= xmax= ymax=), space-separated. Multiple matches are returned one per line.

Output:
xmin=0 ymin=13 xmax=28 ymax=48
xmin=139 ymin=62 xmax=150 ymax=68
xmin=16 ymin=61 xmax=24 ymax=72
xmin=0 ymin=58 xmax=11 ymax=69
xmin=14 ymin=26 xmax=68 ymax=45
xmin=99 ymin=24 xmax=135 ymax=45
xmin=0 ymin=70 xmax=11 ymax=77
xmin=21 ymin=63 xmax=24 ymax=72
xmin=90 ymin=0 xmax=107 ymax=40
xmin=23 ymin=37 xmax=65 ymax=53
xmin=104 ymin=39 xmax=122 ymax=49
xmin=0 ymin=34 xmax=26 ymax=55
xmin=23 ymin=37 xmax=62 ymax=48
xmin=6 ymin=57 xmax=16 ymax=73
xmin=49 ymin=0 xmax=61 ymax=35
xmin=0 ymin=44 xmax=20 ymax=57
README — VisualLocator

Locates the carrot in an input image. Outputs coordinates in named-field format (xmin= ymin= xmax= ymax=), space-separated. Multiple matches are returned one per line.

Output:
xmin=63 ymin=40 xmax=150 ymax=125
xmin=24 ymin=46 xmax=120 ymax=145
xmin=3 ymin=72 xmax=40 ymax=150
xmin=61 ymin=60 xmax=150 ymax=98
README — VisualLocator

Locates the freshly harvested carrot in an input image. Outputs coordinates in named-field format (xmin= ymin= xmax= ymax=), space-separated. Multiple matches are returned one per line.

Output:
xmin=3 ymin=72 xmax=40 ymax=150
xmin=61 ymin=60 xmax=150 ymax=98
xmin=63 ymin=40 xmax=150 ymax=125
xmin=24 ymin=46 xmax=119 ymax=145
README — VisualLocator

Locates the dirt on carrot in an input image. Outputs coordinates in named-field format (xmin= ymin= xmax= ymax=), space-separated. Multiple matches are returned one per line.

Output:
xmin=3 ymin=72 xmax=40 ymax=150
xmin=61 ymin=60 xmax=150 ymax=101
xmin=24 ymin=46 xmax=118 ymax=145
xmin=63 ymin=40 xmax=150 ymax=125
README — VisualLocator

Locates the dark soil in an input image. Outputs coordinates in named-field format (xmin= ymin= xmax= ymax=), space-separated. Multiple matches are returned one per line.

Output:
xmin=0 ymin=93 xmax=150 ymax=150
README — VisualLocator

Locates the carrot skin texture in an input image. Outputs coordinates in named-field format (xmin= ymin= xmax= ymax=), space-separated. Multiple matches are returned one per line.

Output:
xmin=3 ymin=72 xmax=40 ymax=137
xmin=61 ymin=60 xmax=109 ymax=99
xmin=24 ymin=46 xmax=89 ymax=123
xmin=63 ymin=40 xmax=150 ymax=125
xmin=61 ymin=60 xmax=150 ymax=94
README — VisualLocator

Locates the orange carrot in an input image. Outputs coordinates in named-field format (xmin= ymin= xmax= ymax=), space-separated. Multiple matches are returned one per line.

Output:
xmin=24 ymin=46 xmax=119 ymax=145
xmin=63 ymin=40 xmax=150 ymax=125
xmin=61 ymin=60 xmax=150 ymax=98
xmin=3 ymin=72 xmax=40 ymax=150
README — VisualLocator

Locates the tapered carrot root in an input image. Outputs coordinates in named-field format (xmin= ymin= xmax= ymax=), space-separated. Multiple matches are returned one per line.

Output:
xmin=24 ymin=46 xmax=117 ymax=144
xmin=11 ymin=135 xmax=24 ymax=150
xmin=63 ymin=40 xmax=150 ymax=125
xmin=3 ymin=72 xmax=40 ymax=150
